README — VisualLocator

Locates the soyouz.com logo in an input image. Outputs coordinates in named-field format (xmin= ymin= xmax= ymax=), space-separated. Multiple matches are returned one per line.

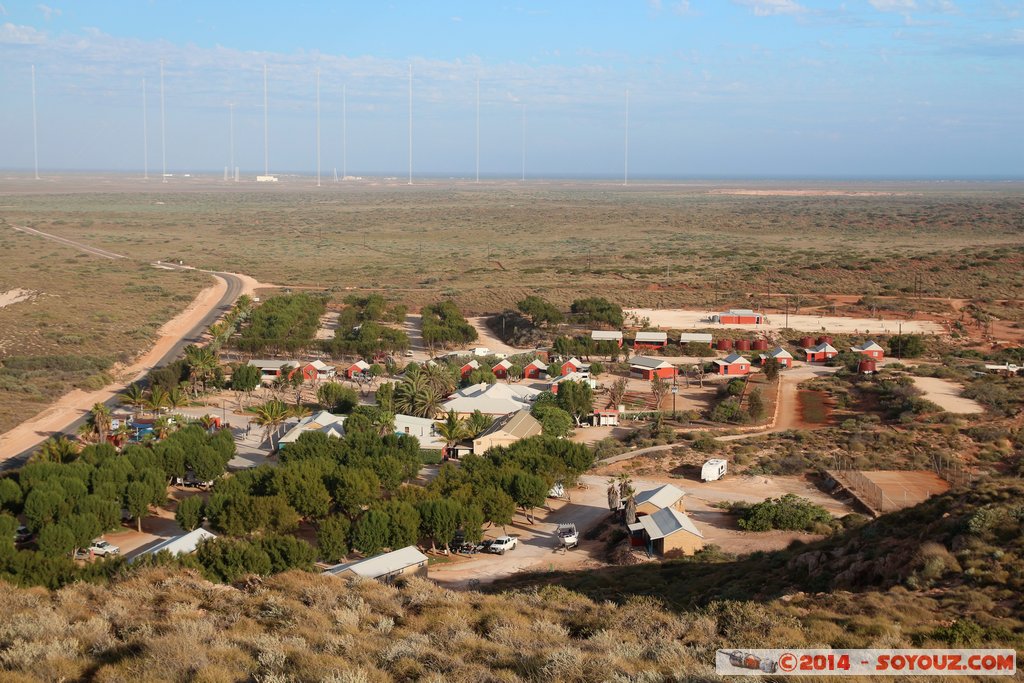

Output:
xmin=715 ymin=649 xmax=1016 ymax=676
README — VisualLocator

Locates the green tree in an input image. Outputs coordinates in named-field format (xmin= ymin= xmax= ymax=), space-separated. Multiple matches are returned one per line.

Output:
xmin=465 ymin=410 xmax=494 ymax=438
xmin=124 ymin=481 xmax=151 ymax=533
xmin=33 ymin=436 xmax=81 ymax=464
xmin=378 ymin=500 xmax=420 ymax=549
xmin=331 ymin=467 xmax=380 ymax=519
xmin=231 ymin=364 xmax=261 ymax=395
xmin=251 ymin=400 xmax=291 ymax=450
xmin=256 ymin=535 xmax=316 ymax=573
xmin=317 ymin=515 xmax=351 ymax=563
xmin=418 ymin=498 xmax=462 ymax=550
xmin=509 ymin=471 xmax=548 ymax=523
xmin=175 ymin=495 xmax=204 ymax=531
xmin=90 ymin=402 xmax=113 ymax=445
xmin=889 ymin=334 xmax=926 ymax=358
xmin=478 ymin=487 xmax=516 ymax=530
xmin=434 ymin=410 xmax=469 ymax=453
xmin=196 ymin=538 xmax=273 ymax=582
xmin=532 ymin=404 xmax=574 ymax=438
xmin=37 ymin=524 xmax=76 ymax=557
xmin=762 ymin=357 xmax=780 ymax=382
xmin=318 ymin=382 xmax=358 ymax=413
xmin=0 ymin=478 xmax=24 ymax=512
xmin=352 ymin=509 xmax=390 ymax=555
xmin=748 ymin=389 xmax=766 ymax=421
xmin=517 ymin=295 xmax=563 ymax=328
xmin=375 ymin=381 xmax=396 ymax=413
xmin=556 ymin=380 xmax=594 ymax=426
xmin=120 ymin=383 xmax=147 ymax=417
xmin=22 ymin=489 xmax=63 ymax=533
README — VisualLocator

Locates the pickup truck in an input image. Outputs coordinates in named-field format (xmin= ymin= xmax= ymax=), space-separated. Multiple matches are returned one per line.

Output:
xmin=88 ymin=539 xmax=121 ymax=557
xmin=488 ymin=536 xmax=517 ymax=555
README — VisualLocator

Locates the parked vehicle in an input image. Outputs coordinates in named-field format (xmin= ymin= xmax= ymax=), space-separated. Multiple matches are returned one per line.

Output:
xmin=548 ymin=483 xmax=565 ymax=499
xmin=701 ymin=458 xmax=728 ymax=482
xmin=488 ymin=536 xmax=517 ymax=555
xmin=14 ymin=525 xmax=32 ymax=543
xmin=88 ymin=539 xmax=120 ymax=556
xmin=404 ymin=350 xmax=415 ymax=358
xmin=556 ymin=523 xmax=578 ymax=550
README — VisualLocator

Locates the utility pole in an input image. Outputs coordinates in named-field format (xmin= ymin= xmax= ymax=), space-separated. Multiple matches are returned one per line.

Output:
xmin=785 ymin=298 xmax=790 ymax=329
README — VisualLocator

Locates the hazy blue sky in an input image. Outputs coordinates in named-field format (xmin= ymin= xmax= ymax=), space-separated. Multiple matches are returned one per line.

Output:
xmin=0 ymin=1 xmax=1021 ymax=177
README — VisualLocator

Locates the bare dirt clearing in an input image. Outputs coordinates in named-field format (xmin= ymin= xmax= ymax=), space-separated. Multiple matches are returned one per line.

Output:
xmin=911 ymin=376 xmax=984 ymax=414
xmin=627 ymin=308 xmax=942 ymax=335
xmin=0 ymin=288 xmax=34 ymax=309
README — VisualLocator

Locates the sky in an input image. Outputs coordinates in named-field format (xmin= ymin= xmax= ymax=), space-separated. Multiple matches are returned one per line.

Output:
xmin=0 ymin=0 xmax=1022 ymax=178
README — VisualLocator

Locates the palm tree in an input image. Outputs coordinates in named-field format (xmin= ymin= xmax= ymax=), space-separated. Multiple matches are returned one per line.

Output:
xmin=112 ymin=421 xmax=133 ymax=450
xmin=395 ymin=373 xmax=443 ymax=418
xmin=434 ymin=410 xmax=469 ymax=454
xmin=120 ymin=383 xmax=146 ymax=418
xmin=34 ymin=436 xmax=80 ymax=464
xmin=166 ymin=385 xmax=189 ymax=411
xmin=146 ymin=386 xmax=169 ymax=416
xmin=373 ymin=410 xmax=396 ymax=437
xmin=184 ymin=344 xmax=219 ymax=395
xmin=197 ymin=414 xmax=219 ymax=431
xmin=152 ymin=416 xmax=174 ymax=440
xmin=90 ymin=403 xmax=112 ymax=444
xmin=465 ymin=409 xmax=494 ymax=438
xmin=251 ymin=400 xmax=291 ymax=451
xmin=422 ymin=362 xmax=456 ymax=396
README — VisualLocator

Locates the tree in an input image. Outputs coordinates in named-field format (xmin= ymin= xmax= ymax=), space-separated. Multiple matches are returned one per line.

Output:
xmin=556 ymin=380 xmax=594 ymax=426
xmin=257 ymin=535 xmax=316 ymax=573
xmin=352 ymin=509 xmax=390 ymax=555
xmin=375 ymin=381 xmax=396 ymax=413
xmin=124 ymin=481 xmax=151 ymax=532
xmin=460 ymin=505 xmax=485 ymax=544
xmin=33 ymin=436 xmax=80 ymax=464
xmin=889 ymin=334 xmax=926 ymax=358
xmin=517 ymin=295 xmax=563 ymax=328
xmin=175 ymin=495 xmax=204 ymax=531
xmin=331 ymin=467 xmax=380 ymax=519
xmin=478 ymin=487 xmax=515 ymax=530
xmin=251 ymin=400 xmax=291 ymax=450
xmin=120 ymin=383 xmax=146 ymax=417
xmin=418 ymin=498 xmax=462 ymax=550
xmin=317 ymin=515 xmax=351 ymax=563
xmin=318 ymin=382 xmax=358 ymax=413
xmin=607 ymin=479 xmax=621 ymax=511
xmin=90 ymin=403 xmax=112 ymax=445
xmin=22 ymin=488 xmax=63 ymax=533
xmin=434 ymin=410 xmax=469 ymax=453
xmin=196 ymin=538 xmax=272 ymax=582
xmin=748 ymin=389 xmax=766 ymax=421
xmin=607 ymin=377 xmax=628 ymax=410
xmin=650 ymin=377 xmax=670 ymax=410
xmin=570 ymin=297 xmax=624 ymax=327
xmin=378 ymin=500 xmax=420 ymax=549
xmin=509 ymin=471 xmax=547 ymax=523
xmin=0 ymin=478 xmax=23 ymax=512
xmin=532 ymin=404 xmax=574 ymax=438
xmin=589 ymin=361 xmax=604 ymax=377
xmin=762 ymin=357 xmax=780 ymax=382
xmin=146 ymin=386 xmax=169 ymax=416
xmin=272 ymin=462 xmax=332 ymax=519
xmin=184 ymin=344 xmax=219 ymax=395
xmin=231 ymin=363 xmax=261 ymax=397
xmin=37 ymin=524 xmax=76 ymax=557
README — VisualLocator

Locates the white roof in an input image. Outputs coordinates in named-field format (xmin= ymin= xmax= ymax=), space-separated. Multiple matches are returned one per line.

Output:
xmin=309 ymin=360 xmax=332 ymax=371
xmin=525 ymin=358 xmax=548 ymax=370
xmin=630 ymin=356 xmax=673 ymax=370
xmin=805 ymin=342 xmax=838 ymax=354
xmin=679 ymin=333 xmax=713 ymax=343
xmin=462 ymin=359 xmax=480 ymax=370
xmin=493 ymin=359 xmax=513 ymax=370
xmin=441 ymin=382 xmax=541 ymax=415
xmin=551 ymin=372 xmax=595 ymax=386
xmin=248 ymin=359 xmax=299 ymax=370
xmin=591 ymin=330 xmax=623 ymax=341
xmin=349 ymin=360 xmax=370 ymax=370
xmin=634 ymin=483 xmax=685 ymax=510
xmin=323 ymin=546 xmax=428 ymax=580
xmin=394 ymin=414 xmax=445 ymax=450
xmin=725 ymin=309 xmax=757 ymax=316
xmin=470 ymin=347 xmax=492 ymax=356
xmin=138 ymin=528 xmax=216 ymax=558
xmin=635 ymin=331 xmax=668 ymax=343
xmin=764 ymin=346 xmax=793 ymax=360
xmin=278 ymin=411 xmax=347 ymax=444
xmin=564 ymin=357 xmax=586 ymax=367
xmin=851 ymin=340 xmax=884 ymax=352
xmin=638 ymin=507 xmax=703 ymax=541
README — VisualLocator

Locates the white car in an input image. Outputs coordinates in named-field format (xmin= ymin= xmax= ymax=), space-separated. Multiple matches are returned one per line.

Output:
xmin=88 ymin=539 xmax=121 ymax=556
xmin=488 ymin=536 xmax=517 ymax=555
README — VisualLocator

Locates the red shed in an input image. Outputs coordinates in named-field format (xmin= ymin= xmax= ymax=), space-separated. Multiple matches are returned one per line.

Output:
xmin=714 ymin=353 xmax=751 ymax=376
xmin=850 ymin=340 xmax=885 ymax=360
xmin=630 ymin=356 xmax=677 ymax=380
xmin=345 ymin=360 xmax=370 ymax=379
xmin=760 ymin=347 xmax=793 ymax=368
xmin=523 ymin=359 xmax=548 ymax=380
xmin=715 ymin=309 xmax=763 ymax=325
xmin=460 ymin=359 xmax=480 ymax=379
xmin=803 ymin=342 xmax=838 ymax=363
xmin=492 ymin=359 xmax=513 ymax=379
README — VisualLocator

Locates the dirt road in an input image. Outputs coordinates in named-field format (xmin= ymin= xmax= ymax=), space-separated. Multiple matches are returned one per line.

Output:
xmin=9 ymin=224 xmax=127 ymax=260
xmin=467 ymin=316 xmax=528 ymax=355
xmin=627 ymin=307 xmax=942 ymax=335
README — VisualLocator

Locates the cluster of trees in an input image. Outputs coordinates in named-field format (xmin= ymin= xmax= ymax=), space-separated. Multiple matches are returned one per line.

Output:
xmin=235 ymin=293 xmax=327 ymax=354
xmin=737 ymin=494 xmax=832 ymax=532
xmin=377 ymin=362 xmax=459 ymax=418
xmin=889 ymin=334 xmax=927 ymax=359
xmin=873 ymin=378 xmax=935 ymax=421
xmin=205 ymin=295 xmax=253 ymax=352
xmin=421 ymin=301 xmax=478 ymax=349
xmin=517 ymin=295 xmax=563 ymax=328
xmin=531 ymin=382 xmax=594 ymax=430
xmin=0 ymin=426 xmax=235 ymax=586
xmin=552 ymin=335 xmax=622 ymax=362
xmin=430 ymin=436 xmax=595 ymax=526
xmin=328 ymin=321 xmax=409 ymax=359
xmin=570 ymin=297 xmax=624 ymax=328
xmin=338 ymin=294 xmax=407 ymax=327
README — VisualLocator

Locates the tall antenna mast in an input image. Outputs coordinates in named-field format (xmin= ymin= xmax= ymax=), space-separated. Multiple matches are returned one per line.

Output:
xmin=342 ymin=84 xmax=347 ymax=180
xmin=475 ymin=76 xmax=480 ymax=183
xmin=263 ymin=64 xmax=269 ymax=176
xmin=160 ymin=61 xmax=167 ymax=182
xmin=31 ymin=65 xmax=40 ymax=180
xmin=228 ymin=103 xmax=235 ymax=182
xmin=521 ymin=104 xmax=526 ymax=182
xmin=623 ymin=88 xmax=630 ymax=187
xmin=142 ymin=78 xmax=148 ymax=180
xmin=407 ymin=63 xmax=413 ymax=185
xmin=315 ymin=68 xmax=321 ymax=187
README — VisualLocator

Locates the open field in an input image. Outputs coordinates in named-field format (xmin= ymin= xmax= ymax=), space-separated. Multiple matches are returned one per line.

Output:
xmin=911 ymin=375 xmax=985 ymax=414
xmin=627 ymin=307 xmax=943 ymax=335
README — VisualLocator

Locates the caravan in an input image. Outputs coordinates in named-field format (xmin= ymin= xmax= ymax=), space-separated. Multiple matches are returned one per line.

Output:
xmin=701 ymin=459 xmax=727 ymax=482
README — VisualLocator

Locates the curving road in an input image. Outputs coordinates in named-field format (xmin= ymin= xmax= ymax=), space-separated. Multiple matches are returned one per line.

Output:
xmin=0 ymin=266 xmax=244 ymax=470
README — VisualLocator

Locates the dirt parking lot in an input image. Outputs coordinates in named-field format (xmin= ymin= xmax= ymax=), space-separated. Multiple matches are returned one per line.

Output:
xmin=911 ymin=376 xmax=984 ymax=414
xmin=627 ymin=307 xmax=942 ymax=335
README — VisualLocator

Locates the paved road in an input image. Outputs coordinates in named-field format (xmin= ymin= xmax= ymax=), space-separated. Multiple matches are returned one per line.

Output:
xmin=1 ymin=266 xmax=244 ymax=470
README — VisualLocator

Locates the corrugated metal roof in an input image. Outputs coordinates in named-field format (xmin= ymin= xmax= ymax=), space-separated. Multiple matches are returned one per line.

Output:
xmin=138 ymin=528 xmax=217 ymax=558
xmin=638 ymin=507 xmax=703 ymax=541
xmin=477 ymin=409 xmax=542 ymax=440
xmin=591 ymin=330 xmax=623 ymax=340
xmin=323 ymin=546 xmax=429 ymax=580
xmin=248 ymin=359 xmax=300 ymax=370
xmin=630 ymin=356 xmax=673 ymax=369
xmin=679 ymin=333 xmax=713 ymax=343
xmin=851 ymin=340 xmax=884 ymax=352
xmin=635 ymin=331 xmax=668 ymax=342
xmin=635 ymin=484 xmax=685 ymax=510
